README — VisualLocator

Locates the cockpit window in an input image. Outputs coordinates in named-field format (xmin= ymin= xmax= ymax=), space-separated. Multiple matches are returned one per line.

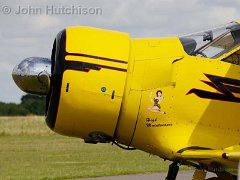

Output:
xmin=180 ymin=22 xmax=240 ymax=59
xmin=222 ymin=49 xmax=240 ymax=65
xmin=196 ymin=32 xmax=235 ymax=58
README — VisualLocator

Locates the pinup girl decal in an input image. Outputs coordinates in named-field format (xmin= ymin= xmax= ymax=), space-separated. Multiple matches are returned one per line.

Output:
xmin=148 ymin=90 xmax=166 ymax=114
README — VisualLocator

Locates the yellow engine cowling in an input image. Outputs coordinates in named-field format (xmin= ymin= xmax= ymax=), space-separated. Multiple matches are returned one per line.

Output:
xmin=46 ymin=26 xmax=186 ymax=159
xmin=46 ymin=26 xmax=130 ymax=141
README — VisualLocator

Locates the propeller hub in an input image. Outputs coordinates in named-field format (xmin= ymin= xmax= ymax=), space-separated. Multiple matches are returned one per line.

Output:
xmin=12 ymin=57 xmax=51 ymax=95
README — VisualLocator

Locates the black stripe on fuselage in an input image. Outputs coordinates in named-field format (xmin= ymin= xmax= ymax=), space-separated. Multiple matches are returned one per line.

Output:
xmin=66 ymin=52 xmax=128 ymax=64
xmin=64 ymin=60 xmax=127 ymax=72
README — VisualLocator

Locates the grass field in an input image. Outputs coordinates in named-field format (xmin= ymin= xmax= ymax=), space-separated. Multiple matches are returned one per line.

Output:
xmin=0 ymin=116 xmax=187 ymax=180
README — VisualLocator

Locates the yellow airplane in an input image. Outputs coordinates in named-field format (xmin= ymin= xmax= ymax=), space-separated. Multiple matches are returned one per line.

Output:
xmin=12 ymin=20 xmax=240 ymax=180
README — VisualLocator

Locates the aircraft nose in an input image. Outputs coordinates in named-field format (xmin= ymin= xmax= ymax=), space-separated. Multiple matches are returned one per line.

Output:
xmin=12 ymin=57 xmax=51 ymax=95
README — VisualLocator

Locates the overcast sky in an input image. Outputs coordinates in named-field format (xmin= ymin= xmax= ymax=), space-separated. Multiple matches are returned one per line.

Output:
xmin=0 ymin=0 xmax=240 ymax=103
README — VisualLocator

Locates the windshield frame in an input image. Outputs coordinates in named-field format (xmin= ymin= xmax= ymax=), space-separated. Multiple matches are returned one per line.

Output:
xmin=194 ymin=30 xmax=232 ymax=58
xmin=180 ymin=21 xmax=240 ymax=59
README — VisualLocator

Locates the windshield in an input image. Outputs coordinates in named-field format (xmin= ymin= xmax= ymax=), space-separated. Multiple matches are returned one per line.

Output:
xmin=180 ymin=21 xmax=240 ymax=59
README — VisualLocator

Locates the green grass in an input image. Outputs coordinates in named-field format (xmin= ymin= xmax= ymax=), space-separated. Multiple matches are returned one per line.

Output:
xmin=0 ymin=116 xmax=181 ymax=180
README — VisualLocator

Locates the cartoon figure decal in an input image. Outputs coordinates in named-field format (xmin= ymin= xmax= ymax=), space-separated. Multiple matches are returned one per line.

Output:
xmin=148 ymin=90 xmax=166 ymax=114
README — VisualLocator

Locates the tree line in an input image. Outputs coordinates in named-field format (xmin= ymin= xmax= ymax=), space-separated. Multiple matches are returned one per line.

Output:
xmin=0 ymin=94 xmax=45 ymax=116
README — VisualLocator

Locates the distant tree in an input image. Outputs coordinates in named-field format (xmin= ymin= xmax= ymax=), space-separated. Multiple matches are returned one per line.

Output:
xmin=20 ymin=94 xmax=45 ymax=115
xmin=0 ymin=94 xmax=45 ymax=116
xmin=0 ymin=102 xmax=28 ymax=116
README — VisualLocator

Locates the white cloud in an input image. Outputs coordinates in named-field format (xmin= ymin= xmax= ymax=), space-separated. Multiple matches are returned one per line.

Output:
xmin=0 ymin=62 xmax=13 ymax=72
xmin=28 ymin=15 xmax=60 ymax=31
xmin=208 ymin=7 xmax=239 ymax=23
